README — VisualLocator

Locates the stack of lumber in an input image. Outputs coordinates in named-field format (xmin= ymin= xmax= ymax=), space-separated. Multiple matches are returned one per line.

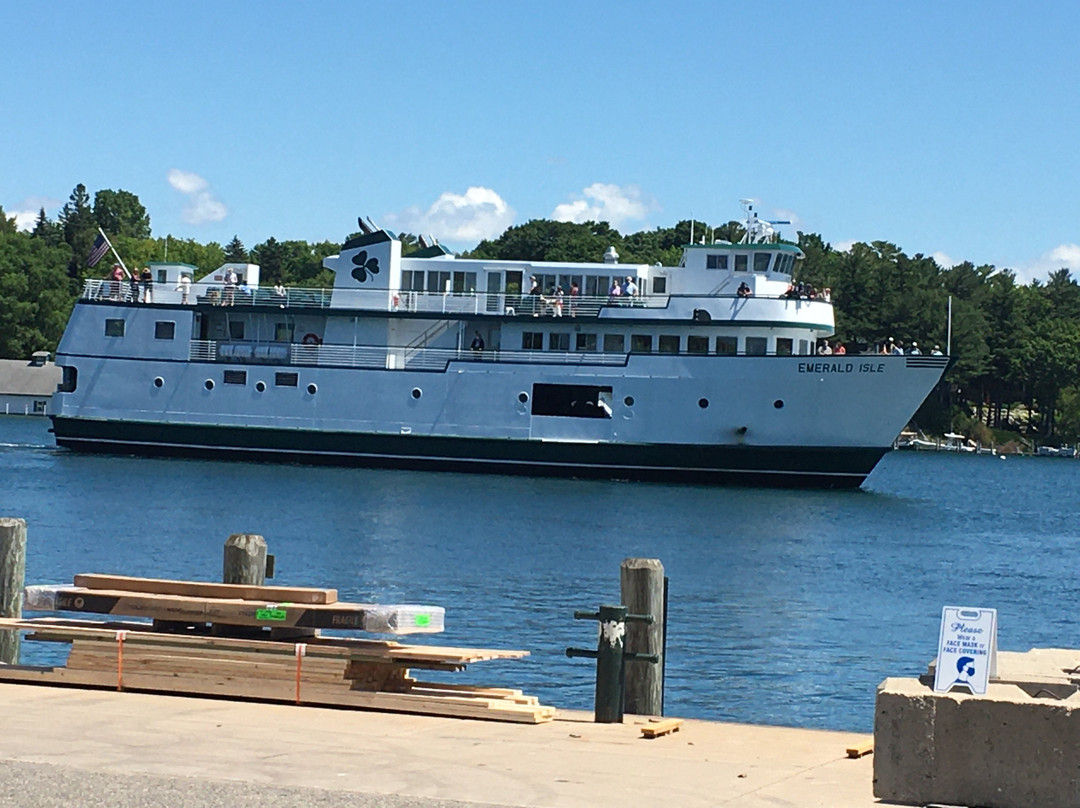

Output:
xmin=0 ymin=574 xmax=554 ymax=724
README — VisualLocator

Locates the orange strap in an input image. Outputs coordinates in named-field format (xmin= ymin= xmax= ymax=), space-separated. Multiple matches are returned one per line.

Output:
xmin=295 ymin=643 xmax=307 ymax=705
xmin=115 ymin=630 xmax=127 ymax=690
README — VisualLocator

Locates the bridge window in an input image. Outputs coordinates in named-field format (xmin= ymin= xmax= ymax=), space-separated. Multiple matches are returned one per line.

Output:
xmin=532 ymin=383 xmax=613 ymax=419
xmin=734 ymin=255 xmax=748 ymax=272
xmin=658 ymin=335 xmax=680 ymax=354
xmin=776 ymin=338 xmax=794 ymax=356
xmin=716 ymin=336 xmax=737 ymax=355
xmin=706 ymin=254 xmax=728 ymax=270
xmin=549 ymin=332 xmax=570 ymax=351
xmin=603 ymin=334 xmax=625 ymax=353
xmin=630 ymin=334 xmax=653 ymax=353
xmin=576 ymin=333 xmax=597 ymax=352
xmin=522 ymin=332 xmax=543 ymax=350
xmin=688 ymin=336 xmax=708 ymax=354
xmin=154 ymin=321 xmax=175 ymax=340
xmin=745 ymin=337 xmax=767 ymax=355
xmin=104 ymin=318 xmax=125 ymax=337
xmin=754 ymin=253 xmax=771 ymax=272
xmin=652 ymin=277 xmax=667 ymax=294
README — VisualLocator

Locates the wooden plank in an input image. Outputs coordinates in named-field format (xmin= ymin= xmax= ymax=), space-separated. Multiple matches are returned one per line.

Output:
xmin=0 ymin=618 xmax=530 ymax=667
xmin=29 ymin=588 xmax=440 ymax=632
xmin=73 ymin=573 xmax=338 ymax=604
xmin=0 ymin=664 xmax=555 ymax=723
xmin=641 ymin=718 xmax=684 ymax=739
xmin=845 ymin=742 xmax=874 ymax=759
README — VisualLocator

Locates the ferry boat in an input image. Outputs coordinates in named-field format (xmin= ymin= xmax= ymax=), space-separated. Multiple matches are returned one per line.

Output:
xmin=48 ymin=207 xmax=949 ymax=488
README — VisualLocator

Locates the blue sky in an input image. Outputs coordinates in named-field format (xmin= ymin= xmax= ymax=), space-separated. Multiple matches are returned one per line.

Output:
xmin=3 ymin=2 xmax=1079 ymax=283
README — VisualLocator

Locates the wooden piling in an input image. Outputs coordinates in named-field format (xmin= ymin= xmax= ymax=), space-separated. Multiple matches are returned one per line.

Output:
xmin=223 ymin=534 xmax=267 ymax=586
xmin=620 ymin=557 xmax=665 ymax=716
xmin=0 ymin=518 xmax=27 ymax=664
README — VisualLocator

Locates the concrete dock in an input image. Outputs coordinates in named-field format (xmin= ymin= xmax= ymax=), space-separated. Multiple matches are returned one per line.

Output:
xmin=0 ymin=682 xmax=883 ymax=807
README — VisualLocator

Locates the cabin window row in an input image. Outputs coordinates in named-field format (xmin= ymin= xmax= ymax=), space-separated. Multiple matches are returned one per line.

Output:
xmin=520 ymin=332 xmax=813 ymax=355
xmin=705 ymin=252 xmax=796 ymax=274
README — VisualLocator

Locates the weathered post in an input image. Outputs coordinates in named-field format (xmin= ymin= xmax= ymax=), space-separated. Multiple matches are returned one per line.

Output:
xmin=0 ymin=518 xmax=28 ymax=664
xmin=223 ymin=533 xmax=267 ymax=585
xmin=620 ymin=557 xmax=665 ymax=716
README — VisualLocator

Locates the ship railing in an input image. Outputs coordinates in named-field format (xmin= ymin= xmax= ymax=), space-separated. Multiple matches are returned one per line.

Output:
xmin=189 ymin=340 xmax=626 ymax=370
xmin=82 ymin=279 xmax=832 ymax=310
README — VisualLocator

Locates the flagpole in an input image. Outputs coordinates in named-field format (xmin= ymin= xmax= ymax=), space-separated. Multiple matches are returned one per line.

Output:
xmin=98 ymin=227 xmax=131 ymax=277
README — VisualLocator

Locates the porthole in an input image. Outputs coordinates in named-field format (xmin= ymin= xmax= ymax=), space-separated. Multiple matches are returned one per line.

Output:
xmin=698 ymin=398 xmax=709 ymax=409
xmin=774 ymin=399 xmax=784 ymax=409
xmin=153 ymin=376 xmax=164 ymax=388
xmin=204 ymin=379 xmax=214 ymax=390
xmin=411 ymin=388 xmax=422 ymax=400
xmin=307 ymin=383 xmax=318 ymax=395
xmin=624 ymin=396 xmax=635 ymax=407
xmin=255 ymin=381 xmax=266 ymax=392
xmin=518 ymin=392 xmax=529 ymax=403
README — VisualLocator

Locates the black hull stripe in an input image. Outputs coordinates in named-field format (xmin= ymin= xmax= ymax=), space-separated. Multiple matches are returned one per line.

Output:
xmin=51 ymin=418 xmax=885 ymax=489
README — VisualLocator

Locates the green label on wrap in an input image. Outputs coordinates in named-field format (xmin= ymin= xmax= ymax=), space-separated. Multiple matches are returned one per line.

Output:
xmin=256 ymin=608 xmax=288 ymax=621
xmin=414 ymin=613 xmax=431 ymax=626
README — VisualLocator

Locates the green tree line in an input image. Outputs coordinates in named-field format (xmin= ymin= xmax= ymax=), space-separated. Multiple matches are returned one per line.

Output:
xmin=3 ymin=185 xmax=1079 ymax=442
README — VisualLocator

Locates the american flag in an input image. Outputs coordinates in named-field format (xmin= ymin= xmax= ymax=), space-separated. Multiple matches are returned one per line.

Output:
xmin=87 ymin=233 xmax=108 ymax=267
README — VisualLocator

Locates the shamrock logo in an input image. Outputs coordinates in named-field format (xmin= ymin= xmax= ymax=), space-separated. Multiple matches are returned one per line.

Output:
xmin=350 ymin=250 xmax=380 ymax=282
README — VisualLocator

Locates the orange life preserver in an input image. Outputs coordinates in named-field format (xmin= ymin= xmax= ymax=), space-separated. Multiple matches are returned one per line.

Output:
xmin=301 ymin=333 xmax=321 ymax=346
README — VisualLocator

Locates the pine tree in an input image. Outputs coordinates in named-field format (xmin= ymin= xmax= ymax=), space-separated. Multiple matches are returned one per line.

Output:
xmin=224 ymin=235 xmax=248 ymax=263
xmin=58 ymin=184 xmax=97 ymax=276
xmin=30 ymin=208 xmax=63 ymax=246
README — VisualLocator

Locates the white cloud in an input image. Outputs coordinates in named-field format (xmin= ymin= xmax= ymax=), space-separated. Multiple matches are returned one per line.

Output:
xmin=384 ymin=187 xmax=515 ymax=244
xmin=167 ymin=169 xmax=207 ymax=194
xmin=1007 ymin=243 xmax=1080 ymax=285
xmin=552 ymin=183 xmax=656 ymax=229
xmin=932 ymin=251 xmax=959 ymax=269
xmin=833 ymin=239 xmax=857 ymax=253
xmin=12 ymin=209 xmax=38 ymax=231
xmin=167 ymin=169 xmax=227 ymax=225
xmin=7 ymin=196 xmax=62 ymax=231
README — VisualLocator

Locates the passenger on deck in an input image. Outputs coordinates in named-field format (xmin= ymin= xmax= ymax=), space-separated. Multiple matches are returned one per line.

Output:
xmin=624 ymin=276 xmax=638 ymax=301
xmin=737 ymin=282 xmax=752 ymax=298
xmin=554 ymin=286 xmax=564 ymax=317
xmin=608 ymin=280 xmax=622 ymax=304
xmin=128 ymin=273 xmax=139 ymax=302
xmin=470 ymin=331 xmax=485 ymax=357
xmin=931 ymin=345 xmax=944 ymax=356
xmin=224 ymin=267 xmax=238 ymax=307
xmin=176 ymin=274 xmax=191 ymax=305
xmin=110 ymin=264 xmax=124 ymax=300
xmin=529 ymin=276 xmax=540 ymax=316
xmin=569 ymin=282 xmax=580 ymax=317
xmin=140 ymin=267 xmax=153 ymax=303
xmin=907 ymin=342 xmax=921 ymax=355
xmin=273 ymin=281 xmax=286 ymax=308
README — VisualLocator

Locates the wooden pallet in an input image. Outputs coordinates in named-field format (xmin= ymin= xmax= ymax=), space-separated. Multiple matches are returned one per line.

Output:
xmin=641 ymin=718 xmax=684 ymax=739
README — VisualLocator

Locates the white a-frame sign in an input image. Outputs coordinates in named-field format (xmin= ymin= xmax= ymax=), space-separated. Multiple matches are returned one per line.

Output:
xmin=933 ymin=606 xmax=998 ymax=695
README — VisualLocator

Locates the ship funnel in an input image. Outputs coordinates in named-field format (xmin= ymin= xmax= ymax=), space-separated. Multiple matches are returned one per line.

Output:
xmin=356 ymin=216 xmax=373 ymax=235
xmin=418 ymin=234 xmax=430 ymax=249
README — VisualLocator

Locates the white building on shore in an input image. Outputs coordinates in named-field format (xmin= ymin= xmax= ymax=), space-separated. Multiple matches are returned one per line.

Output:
xmin=0 ymin=352 xmax=62 ymax=415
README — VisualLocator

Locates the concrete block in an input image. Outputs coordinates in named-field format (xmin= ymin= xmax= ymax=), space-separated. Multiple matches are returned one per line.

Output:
xmin=874 ymin=676 xmax=1080 ymax=808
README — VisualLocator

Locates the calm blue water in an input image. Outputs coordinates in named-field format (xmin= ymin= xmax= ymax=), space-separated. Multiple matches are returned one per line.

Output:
xmin=1 ymin=415 xmax=1078 ymax=732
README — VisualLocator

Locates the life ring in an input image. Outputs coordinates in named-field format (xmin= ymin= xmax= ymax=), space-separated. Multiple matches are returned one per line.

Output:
xmin=301 ymin=333 xmax=321 ymax=346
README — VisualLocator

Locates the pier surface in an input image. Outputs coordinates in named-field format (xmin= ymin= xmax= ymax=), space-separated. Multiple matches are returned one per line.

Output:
xmin=0 ymin=682 xmax=880 ymax=807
